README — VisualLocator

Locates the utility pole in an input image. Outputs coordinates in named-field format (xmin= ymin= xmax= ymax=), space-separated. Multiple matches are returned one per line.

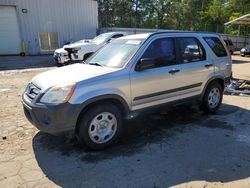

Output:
xmin=134 ymin=0 xmax=139 ymax=32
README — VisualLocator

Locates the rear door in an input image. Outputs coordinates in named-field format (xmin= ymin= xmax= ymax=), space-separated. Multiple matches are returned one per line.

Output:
xmin=176 ymin=37 xmax=214 ymax=100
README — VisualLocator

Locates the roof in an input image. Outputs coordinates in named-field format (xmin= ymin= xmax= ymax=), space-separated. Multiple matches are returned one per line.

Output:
xmin=104 ymin=32 xmax=128 ymax=35
xmin=119 ymin=31 xmax=219 ymax=40
xmin=225 ymin=14 xmax=250 ymax=26
xmin=120 ymin=33 xmax=151 ymax=40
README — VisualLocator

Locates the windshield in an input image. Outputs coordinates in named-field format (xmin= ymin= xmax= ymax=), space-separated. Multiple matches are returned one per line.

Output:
xmin=74 ymin=40 xmax=85 ymax=44
xmin=85 ymin=39 xmax=143 ymax=68
xmin=92 ymin=33 xmax=112 ymax=45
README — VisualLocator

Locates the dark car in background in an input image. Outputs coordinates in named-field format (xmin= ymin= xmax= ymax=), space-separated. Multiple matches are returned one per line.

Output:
xmin=240 ymin=45 xmax=250 ymax=57
xmin=224 ymin=39 xmax=234 ymax=55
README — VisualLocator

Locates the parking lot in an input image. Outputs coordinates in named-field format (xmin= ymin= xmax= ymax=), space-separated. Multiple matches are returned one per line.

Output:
xmin=0 ymin=55 xmax=250 ymax=188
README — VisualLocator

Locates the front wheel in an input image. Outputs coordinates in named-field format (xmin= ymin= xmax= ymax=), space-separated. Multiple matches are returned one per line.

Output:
xmin=56 ymin=62 xmax=63 ymax=67
xmin=200 ymin=82 xmax=223 ymax=113
xmin=76 ymin=103 xmax=123 ymax=150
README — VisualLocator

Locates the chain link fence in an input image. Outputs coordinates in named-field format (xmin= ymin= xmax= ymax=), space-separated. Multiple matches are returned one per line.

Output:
xmin=99 ymin=27 xmax=250 ymax=51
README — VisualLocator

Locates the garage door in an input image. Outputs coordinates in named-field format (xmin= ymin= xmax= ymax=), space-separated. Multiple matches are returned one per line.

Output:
xmin=0 ymin=6 xmax=21 ymax=55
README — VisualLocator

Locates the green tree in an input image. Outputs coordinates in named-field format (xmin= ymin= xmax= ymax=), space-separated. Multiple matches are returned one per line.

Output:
xmin=97 ymin=0 xmax=250 ymax=34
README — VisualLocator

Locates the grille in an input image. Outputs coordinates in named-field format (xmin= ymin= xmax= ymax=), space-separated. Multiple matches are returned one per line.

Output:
xmin=25 ymin=83 xmax=41 ymax=101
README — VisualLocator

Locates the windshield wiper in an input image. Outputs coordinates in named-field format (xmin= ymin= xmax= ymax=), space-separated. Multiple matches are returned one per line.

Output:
xmin=88 ymin=63 xmax=104 ymax=67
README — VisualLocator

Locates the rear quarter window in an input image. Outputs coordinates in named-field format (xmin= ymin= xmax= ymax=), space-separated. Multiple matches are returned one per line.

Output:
xmin=204 ymin=37 xmax=228 ymax=57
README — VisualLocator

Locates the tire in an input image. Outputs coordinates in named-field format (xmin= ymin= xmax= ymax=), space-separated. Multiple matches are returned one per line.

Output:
xmin=20 ymin=52 xmax=26 ymax=56
xmin=241 ymin=54 xmax=245 ymax=57
xmin=76 ymin=103 xmax=123 ymax=150
xmin=56 ymin=62 xmax=63 ymax=67
xmin=200 ymin=82 xmax=223 ymax=113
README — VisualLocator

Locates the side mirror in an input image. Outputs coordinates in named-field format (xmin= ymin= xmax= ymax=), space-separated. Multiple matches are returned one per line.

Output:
xmin=136 ymin=58 xmax=155 ymax=71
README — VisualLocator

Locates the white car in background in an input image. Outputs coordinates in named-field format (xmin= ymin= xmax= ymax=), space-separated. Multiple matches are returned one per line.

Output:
xmin=53 ymin=39 xmax=88 ymax=66
xmin=53 ymin=32 xmax=127 ymax=66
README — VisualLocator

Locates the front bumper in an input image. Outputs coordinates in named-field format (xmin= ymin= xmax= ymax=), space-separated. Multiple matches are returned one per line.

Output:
xmin=22 ymin=96 xmax=81 ymax=135
xmin=53 ymin=54 xmax=70 ymax=64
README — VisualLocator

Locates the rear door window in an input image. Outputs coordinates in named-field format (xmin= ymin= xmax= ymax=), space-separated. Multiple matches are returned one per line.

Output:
xmin=177 ymin=37 xmax=206 ymax=63
xmin=204 ymin=37 xmax=227 ymax=57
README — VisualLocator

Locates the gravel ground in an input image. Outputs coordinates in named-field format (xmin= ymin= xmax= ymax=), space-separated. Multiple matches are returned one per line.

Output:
xmin=232 ymin=55 xmax=250 ymax=80
xmin=0 ymin=56 xmax=250 ymax=188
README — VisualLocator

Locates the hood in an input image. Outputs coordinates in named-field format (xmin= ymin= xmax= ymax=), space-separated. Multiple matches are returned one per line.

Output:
xmin=31 ymin=64 xmax=116 ymax=91
xmin=64 ymin=41 xmax=95 ymax=49
xmin=55 ymin=48 xmax=67 ymax=54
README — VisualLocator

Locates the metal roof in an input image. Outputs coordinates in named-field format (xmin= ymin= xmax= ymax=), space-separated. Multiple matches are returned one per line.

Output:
xmin=225 ymin=14 xmax=250 ymax=26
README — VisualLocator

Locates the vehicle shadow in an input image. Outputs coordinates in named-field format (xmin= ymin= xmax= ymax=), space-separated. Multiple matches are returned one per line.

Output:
xmin=0 ymin=56 xmax=55 ymax=71
xmin=32 ymin=103 xmax=250 ymax=187
xmin=232 ymin=59 xmax=250 ymax=64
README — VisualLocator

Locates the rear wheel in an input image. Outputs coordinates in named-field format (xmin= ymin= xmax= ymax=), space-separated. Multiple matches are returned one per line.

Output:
xmin=76 ymin=103 xmax=123 ymax=150
xmin=200 ymin=82 xmax=223 ymax=113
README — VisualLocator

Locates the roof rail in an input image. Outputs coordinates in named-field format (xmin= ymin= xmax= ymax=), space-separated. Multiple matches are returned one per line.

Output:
xmin=148 ymin=31 xmax=219 ymax=39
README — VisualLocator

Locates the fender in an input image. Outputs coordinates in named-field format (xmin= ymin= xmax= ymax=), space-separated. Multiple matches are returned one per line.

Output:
xmin=73 ymin=94 xmax=130 ymax=126
xmin=79 ymin=94 xmax=129 ymax=112
xmin=70 ymin=87 xmax=130 ymax=105
xmin=70 ymin=87 xmax=130 ymax=115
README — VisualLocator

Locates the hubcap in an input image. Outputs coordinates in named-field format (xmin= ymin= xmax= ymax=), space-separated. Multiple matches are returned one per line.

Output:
xmin=208 ymin=88 xmax=221 ymax=109
xmin=88 ymin=112 xmax=117 ymax=144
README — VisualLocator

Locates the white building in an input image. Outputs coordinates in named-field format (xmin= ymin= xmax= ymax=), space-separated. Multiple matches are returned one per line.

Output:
xmin=0 ymin=0 xmax=98 ymax=55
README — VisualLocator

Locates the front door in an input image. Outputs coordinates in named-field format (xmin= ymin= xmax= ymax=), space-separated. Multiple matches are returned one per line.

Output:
xmin=130 ymin=37 xmax=183 ymax=111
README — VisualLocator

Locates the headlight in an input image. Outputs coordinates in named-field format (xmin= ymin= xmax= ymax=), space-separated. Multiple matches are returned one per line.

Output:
xmin=40 ymin=83 xmax=76 ymax=104
xmin=73 ymin=47 xmax=81 ymax=53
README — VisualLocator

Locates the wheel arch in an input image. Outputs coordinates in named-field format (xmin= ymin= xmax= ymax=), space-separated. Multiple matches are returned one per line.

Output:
xmin=75 ymin=94 xmax=130 ymax=134
xmin=200 ymin=76 xmax=225 ymax=100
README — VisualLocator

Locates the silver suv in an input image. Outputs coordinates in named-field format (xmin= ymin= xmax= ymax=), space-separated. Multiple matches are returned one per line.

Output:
xmin=22 ymin=32 xmax=232 ymax=149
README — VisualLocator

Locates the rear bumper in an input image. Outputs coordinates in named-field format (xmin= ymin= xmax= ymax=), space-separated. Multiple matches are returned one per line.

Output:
xmin=225 ymin=75 xmax=232 ymax=86
xmin=22 ymin=98 xmax=81 ymax=135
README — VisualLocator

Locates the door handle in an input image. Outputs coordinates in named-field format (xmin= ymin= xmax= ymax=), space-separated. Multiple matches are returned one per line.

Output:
xmin=169 ymin=69 xmax=180 ymax=74
xmin=205 ymin=63 xmax=213 ymax=68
